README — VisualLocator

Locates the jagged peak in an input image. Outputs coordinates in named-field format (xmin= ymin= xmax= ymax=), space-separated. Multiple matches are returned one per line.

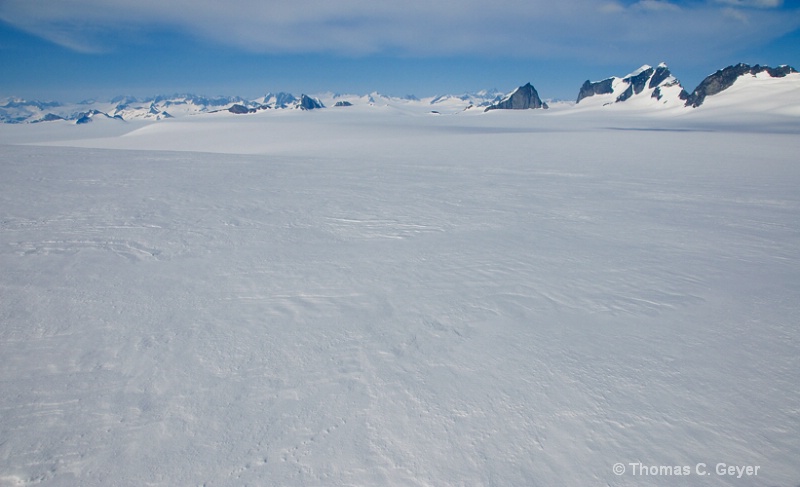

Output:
xmin=576 ymin=63 xmax=688 ymax=106
xmin=295 ymin=94 xmax=324 ymax=110
xmin=485 ymin=82 xmax=547 ymax=111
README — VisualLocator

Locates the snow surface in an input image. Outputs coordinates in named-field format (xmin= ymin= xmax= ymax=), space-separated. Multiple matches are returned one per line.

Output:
xmin=694 ymin=72 xmax=800 ymax=117
xmin=1 ymin=104 xmax=799 ymax=486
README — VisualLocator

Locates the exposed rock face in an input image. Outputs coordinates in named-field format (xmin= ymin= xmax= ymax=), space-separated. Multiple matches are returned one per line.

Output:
xmin=75 ymin=110 xmax=100 ymax=124
xmin=484 ymin=83 xmax=548 ymax=111
xmin=577 ymin=78 xmax=614 ymax=103
xmin=146 ymin=104 xmax=173 ymax=119
xmin=31 ymin=113 xmax=65 ymax=123
xmin=616 ymin=67 xmax=654 ymax=102
xmin=649 ymin=64 xmax=672 ymax=89
xmin=685 ymin=63 xmax=799 ymax=107
xmin=81 ymin=113 xmax=97 ymax=123
xmin=74 ymin=110 xmax=123 ymax=124
xmin=296 ymin=95 xmax=324 ymax=110
xmin=334 ymin=101 xmax=353 ymax=107
xmin=576 ymin=64 xmax=688 ymax=106
xmin=228 ymin=104 xmax=254 ymax=114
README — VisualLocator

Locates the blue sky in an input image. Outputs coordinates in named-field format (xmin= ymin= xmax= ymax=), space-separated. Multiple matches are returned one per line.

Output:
xmin=1 ymin=0 xmax=799 ymax=102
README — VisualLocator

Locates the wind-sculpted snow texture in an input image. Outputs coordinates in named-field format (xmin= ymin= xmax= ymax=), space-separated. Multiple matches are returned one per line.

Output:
xmin=1 ymin=107 xmax=799 ymax=486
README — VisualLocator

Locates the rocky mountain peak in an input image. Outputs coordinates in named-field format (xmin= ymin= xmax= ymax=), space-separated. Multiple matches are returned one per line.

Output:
xmin=296 ymin=95 xmax=324 ymax=110
xmin=576 ymin=63 xmax=688 ymax=106
xmin=484 ymin=83 xmax=548 ymax=111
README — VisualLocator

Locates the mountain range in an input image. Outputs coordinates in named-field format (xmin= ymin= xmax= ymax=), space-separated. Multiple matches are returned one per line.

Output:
xmin=1 ymin=63 xmax=797 ymax=124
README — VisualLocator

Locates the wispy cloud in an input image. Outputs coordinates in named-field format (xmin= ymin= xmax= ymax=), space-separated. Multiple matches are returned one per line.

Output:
xmin=0 ymin=0 xmax=798 ymax=64
xmin=631 ymin=0 xmax=682 ymax=12
xmin=714 ymin=0 xmax=783 ymax=7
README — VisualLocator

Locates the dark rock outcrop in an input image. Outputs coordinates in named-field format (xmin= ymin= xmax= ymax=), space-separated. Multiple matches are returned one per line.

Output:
xmin=484 ymin=83 xmax=548 ymax=111
xmin=74 ymin=110 xmax=123 ymax=124
xmin=228 ymin=104 xmax=254 ymax=114
xmin=616 ymin=67 xmax=655 ymax=102
xmin=334 ymin=101 xmax=353 ymax=107
xmin=296 ymin=95 xmax=324 ymax=110
xmin=76 ymin=114 xmax=93 ymax=124
xmin=147 ymin=104 xmax=173 ymax=118
xmin=685 ymin=63 xmax=798 ymax=107
xmin=652 ymin=86 xmax=688 ymax=102
xmin=31 ymin=113 xmax=65 ymax=123
xmin=649 ymin=64 xmax=672 ymax=89
xmin=577 ymin=78 xmax=614 ymax=103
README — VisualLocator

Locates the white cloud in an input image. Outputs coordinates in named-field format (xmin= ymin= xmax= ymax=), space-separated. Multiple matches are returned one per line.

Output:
xmin=599 ymin=3 xmax=626 ymax=13
xmin=0 ymin=0 xmax=798 ymax=64
xmin=631 ymin=0 xmax=682 ymax=12
xmin=714 ymin=0 xmax=782 ymax=7
xmin=722 ymin=7 xmax=752 ymax=22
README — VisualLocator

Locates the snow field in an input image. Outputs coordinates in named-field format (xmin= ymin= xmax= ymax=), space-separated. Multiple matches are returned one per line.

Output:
xmin=1 ymin=110 xmax=799 ymax=486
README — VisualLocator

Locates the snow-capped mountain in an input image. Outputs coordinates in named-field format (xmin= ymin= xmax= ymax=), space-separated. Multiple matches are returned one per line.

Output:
xmin=256 ymin=92 xmax=298 ymax=109
xmin=0 ymin=97 xmax=63 ymax=123
xmin=295 ymin=94 xmax=325 ymax=110
xmin=226 ymin=94 xmax=325 ymax=113
xmin=75 ymin=109 xmax=124 ymax=124
xmin=685 ymin=63 xmax=798 ymax=108
xmin=576 ymin=63 xmax=688 ymax=108
xmin=428 ymin=90 xmax=503 ymax=110
xmin=116 ymin=94 xmax=252 ymax=119
xmin=0 ymin=94 xmax=252 ymax=124
xmin=324 ymin=90 xmax=501 ymax=110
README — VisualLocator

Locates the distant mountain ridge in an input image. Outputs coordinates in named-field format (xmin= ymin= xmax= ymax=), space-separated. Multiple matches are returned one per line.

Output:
xmin=0 ymin=90 xmax=506 ymax=123
xmin=1 ymin=63 xmax=797 ymax=123
xmin=577 ymin=62 xmax=797 ymax=108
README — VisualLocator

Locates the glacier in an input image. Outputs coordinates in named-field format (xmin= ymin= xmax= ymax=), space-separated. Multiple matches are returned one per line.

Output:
xmin=0 ymin=100 xmax=799 ymax=486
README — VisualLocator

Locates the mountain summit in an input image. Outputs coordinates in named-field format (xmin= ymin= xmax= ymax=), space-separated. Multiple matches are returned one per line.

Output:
xmin=576 ymin=63 xmax=688 ymax=107
xmin=484 ymin=83 xmax=548 ymax=111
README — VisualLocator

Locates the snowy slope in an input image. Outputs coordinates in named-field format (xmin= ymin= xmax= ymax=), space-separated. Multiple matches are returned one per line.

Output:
xmin=0 ymin=107 xmax=799 ymax=486
xmin=693 ymin=70 xmax=800 ymax=116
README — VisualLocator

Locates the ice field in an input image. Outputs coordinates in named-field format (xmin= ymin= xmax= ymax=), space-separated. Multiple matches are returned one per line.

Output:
xmin=1 ymin=104 xmax=799 ymax=486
